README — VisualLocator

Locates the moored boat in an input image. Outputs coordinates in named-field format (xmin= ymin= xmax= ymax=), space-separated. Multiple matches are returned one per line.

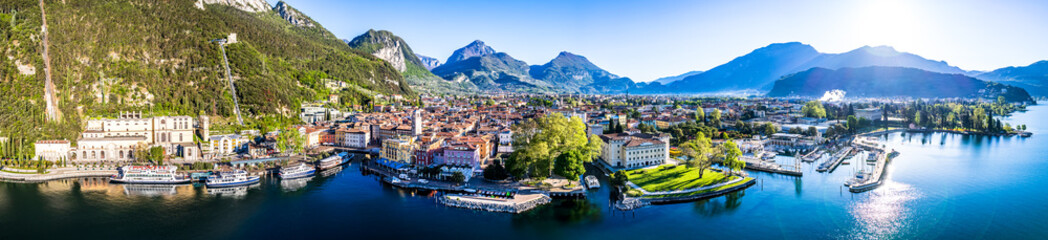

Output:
xmin=205 ymin=170 xmax=261 ymax=188
xmin=110 ymin=165 xmax=190 ymax=184
xmin=279 ymin=163 xmax=316 ymax=179
xmin=316 ymin=152 xmax=349 ymax=170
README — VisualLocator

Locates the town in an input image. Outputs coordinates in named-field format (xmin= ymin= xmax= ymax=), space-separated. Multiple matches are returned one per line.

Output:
xmin=0 ymin=93 xmax=1033 ymax=212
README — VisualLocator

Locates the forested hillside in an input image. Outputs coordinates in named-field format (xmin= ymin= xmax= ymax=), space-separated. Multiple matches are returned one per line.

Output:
xmin=0 ymin=0 xmax=412 ymax=152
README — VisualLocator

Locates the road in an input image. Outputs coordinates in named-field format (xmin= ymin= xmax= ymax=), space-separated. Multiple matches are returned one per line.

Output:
xmin=39 ymin=0 xmax=59 ymax=122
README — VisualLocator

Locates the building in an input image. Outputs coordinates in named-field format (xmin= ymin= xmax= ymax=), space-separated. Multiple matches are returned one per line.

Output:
xmin=599 ymin=132 xmax=670 ymax=169
xmin=497 ymin=130 xmax=513 ymax=153
xmin=343 ymin=129 xmax=370 ymax=148
xmin=382 ymin=137 xmax=415 ymax=164
xmin=767 ymin=133 xmax=820 ymax=149
xmin=209 ymin=134 xmax=247 ymax=156
xmin=34 ymin=140 xmax=71 ymax=162
xmin=856 ymin=107 xmax=883 ymax=121
xmin=442 ymin=143 xmax=481 ymax=169
xmin=75 ymin=112 xmax=196 ymax=162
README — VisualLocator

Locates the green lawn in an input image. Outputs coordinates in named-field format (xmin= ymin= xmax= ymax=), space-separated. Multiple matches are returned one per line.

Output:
xmin=625 ymin=165 xmax=736 ymax=192
xmin=642 ymin=177 xmax=754 ymax=198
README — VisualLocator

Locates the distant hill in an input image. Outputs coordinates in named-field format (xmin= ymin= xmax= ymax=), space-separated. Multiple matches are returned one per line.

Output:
xmin=767 ymin=66 xmax=1033 ymax=102
xmin=0 ymin=0 xmax=411 ymax=143
xmin=642 ymin=42 xmax=977 ymax=94
xmin=416 ymin=54 xmax=442 ymax=70
xmin=347 ymin=29 xmax=477 ymax=94
xmin=653 ymin=70 xmax=703 ymax=85
xmin=978 ymin=60 xmax=1048 ymax=96
xmin=529 ymin=51 xmax=634 ymax=94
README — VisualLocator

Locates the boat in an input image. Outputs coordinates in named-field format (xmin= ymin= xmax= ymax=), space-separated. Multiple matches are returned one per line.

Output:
xmin=279 ymin=163 xmax=316 ymax=179
xmin=316 ymin=152 xmax=349 ymax=170
xmin=109 ymin=165 xmax=190 ymax=184
xmin=205 ymin=170 xmax=261 ymax=188
xmin=584 ymin=175 xmax=600 ymax=189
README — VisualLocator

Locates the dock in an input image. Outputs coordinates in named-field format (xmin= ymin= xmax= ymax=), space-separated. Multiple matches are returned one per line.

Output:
xmin=816 ymin=146 xmax=852 ymax=173
xmin=740 ymin=156 xmax=802 ymax=176
xmin=438 ymin=193 xmax=551 ymax=214
xmin=847 ymin=137 xmax=898 ymax=192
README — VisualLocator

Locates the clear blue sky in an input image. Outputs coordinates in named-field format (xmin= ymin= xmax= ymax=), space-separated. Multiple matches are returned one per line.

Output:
xmin=272 ymin=0 xmax=1048 ymax=82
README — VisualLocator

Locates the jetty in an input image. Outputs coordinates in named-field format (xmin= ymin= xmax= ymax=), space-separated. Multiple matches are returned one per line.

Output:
xmin=740 ymin=156 xmax=802 ymax=176
xmin=846 ymin=137 xmax=898 ymax=192
xmin=438 ymin=193 xmax=551 ymax=214
xmin=817 ymin=146 xmax=852 ymax=173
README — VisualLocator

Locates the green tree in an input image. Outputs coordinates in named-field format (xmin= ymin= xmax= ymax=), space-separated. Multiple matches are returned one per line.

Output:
xmin=610 ymin=170 xmax=629 ymax=186
xmin=680 ymin=133 xmax=713 ymax=178
xmin=695 ymin=109 xmax=706 ymax=123
xmin=149 ymin=146 xmax=165 ymax=165
xmin=483 ymin=160 xmax=509 ymax=180
xmin=553 ymin=150 xmax=586 ymax=181
xmin=450 ymin=172 xmax=466 ymax=184
xmin=762 ymin=123 xmax=777 ymax=136
xmin=720 ymin=140 xmax=745 ymax=175
xmin=711 ymin=109 xmax=722 ymax=128
xmin=802 ymin=101 xmax=827 ymax=118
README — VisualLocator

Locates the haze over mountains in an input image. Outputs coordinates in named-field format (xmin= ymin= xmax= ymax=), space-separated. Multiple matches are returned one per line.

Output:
xmin=767 ymin=66 xmax=1033 ymax=102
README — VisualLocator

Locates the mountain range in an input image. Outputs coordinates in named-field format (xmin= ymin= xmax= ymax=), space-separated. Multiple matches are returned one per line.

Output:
xmin=637 ymin=42 xmax=982 ymax=94
xmin=977 ymin=61 xmax=1048 ymax=97
xmin=767 ymin=66 xmax=1033 ymax=102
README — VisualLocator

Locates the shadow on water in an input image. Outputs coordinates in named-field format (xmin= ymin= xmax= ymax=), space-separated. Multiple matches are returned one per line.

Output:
xmin=513 ymin=199 xmax=603 ymax=226
xmin=692 ymin=190 xmax=745 ymax=218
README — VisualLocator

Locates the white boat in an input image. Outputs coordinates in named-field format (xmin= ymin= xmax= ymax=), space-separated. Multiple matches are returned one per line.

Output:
xmin=279 ymin=163 xmax=316 ymax=179
xmin=585 ymin=175 xmax=600 ymax=189
xmin=316 ymin=152 xmax=349 ymax=170
xmin=205 ymin=170 xmax=261 ymax=188
xmin=110 ymin=165 xmax=190 ymax=184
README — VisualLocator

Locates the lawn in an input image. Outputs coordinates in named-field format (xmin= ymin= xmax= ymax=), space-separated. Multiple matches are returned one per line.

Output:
xmin=625 ymin=165 xmax=736 ymax=192
xmin=642 ymin=177 xmax=754 ymax=198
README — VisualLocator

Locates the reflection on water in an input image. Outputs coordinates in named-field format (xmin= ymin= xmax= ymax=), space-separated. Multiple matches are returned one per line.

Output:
xmin=514 ymin=199 xmax=603 ymax=226
xmin=692 ymin=190 xmax=745 ymax=217
xmin=122 ymin=184 xmax=178 ymax=196
xmin=848 ymin=180 xmax=921 ymax=239
xmin=319 ymin=166 xmax=344 ymax=177
xmin=281 ymin=176 xmax=314 ymax=192
xmin=207 ymin=183 xmax=261 ymax=198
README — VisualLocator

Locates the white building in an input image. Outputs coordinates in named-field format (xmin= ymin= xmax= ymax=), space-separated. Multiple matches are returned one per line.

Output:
xmin=34 ymin=140 xmax=71 ymax=161
xmin=856 ymin=107 xmax=882 ymax=121
xmin=75 ymin=112 xmax=196 ymax=162
xmin=344 ymin=129 xmax=370 ymax=148
xmin=209 ymin=134 xmax=247 ymax=156
xmin=599 ymin=132 xmax=670 ymax=169
xmin=497 ymin=130 xmax=513 ymax=153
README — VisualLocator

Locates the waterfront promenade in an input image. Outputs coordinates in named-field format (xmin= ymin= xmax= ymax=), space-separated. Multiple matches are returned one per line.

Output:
xmin=438 ymin=193 xmax=551 ymax=213
xmin=0 ymin=167 xmax=115 ymax=182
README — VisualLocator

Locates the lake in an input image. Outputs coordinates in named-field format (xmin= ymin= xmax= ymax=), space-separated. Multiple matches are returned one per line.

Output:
xmin=2 ymin=105 xmax=1046 ymax=240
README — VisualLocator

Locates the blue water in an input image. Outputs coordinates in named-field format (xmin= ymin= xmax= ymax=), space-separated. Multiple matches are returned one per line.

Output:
xmin=1 ymin=106 xmax=1046 ymax=240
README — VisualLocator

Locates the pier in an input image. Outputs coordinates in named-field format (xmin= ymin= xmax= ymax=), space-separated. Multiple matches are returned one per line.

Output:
xmin=739 ymin=156 xmax=802 ymax=176
xmin=816 ymin=146 xmax=852 ymax=173
xmin=438 ymin=193 xmax=551 ymax=214
xmin=846 ymin=137 xmax=897 ymax=192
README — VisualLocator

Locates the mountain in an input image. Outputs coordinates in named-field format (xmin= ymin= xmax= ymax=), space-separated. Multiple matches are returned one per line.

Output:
xmin=653 ymin=70 xmax=703 ymax=85
xmin=644 ymin=42 xmax=820 ymax=93
xmin=431 ymin=50 xmax=552 ymax=92
xmin=445 ymin=40 xmax=496 ymax=65
xmin=273 ymin=1 xmax=315 ymax=28
xmin=416 ymin=54 xmax=441 ymax=70
xmin=0 ymin=0 xmax=411 ymax=143
xmin=347 ymin=30 xmax=476 ymax=94
xmin=529 ymin=51 xmax=634 ymax=93
xmin=648 ymin=42 xmax=977 ymax=94
xmin=767 ymin=66 xmax=1033 ymax=102
xmin=195 ymin=0 xmax=270 ymax=12
xmin=347 ymin=29 xmax=423 ymax=72
xmin=978 ymin=60 xmax=1048 ymax=96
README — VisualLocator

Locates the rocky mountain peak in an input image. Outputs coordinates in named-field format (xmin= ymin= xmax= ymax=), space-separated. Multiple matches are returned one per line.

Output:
xmin=347 ymin=29 xmax=424 ymax=72
xmin=196 ymin=0 xmax=271 ymax=12
xmin=273 ymin=1 xmax=315 ymax=28
xmin=446 ymin=40 xmax=496 ymax=64
xmin=416 ymin=54 xmax=442 ymax=70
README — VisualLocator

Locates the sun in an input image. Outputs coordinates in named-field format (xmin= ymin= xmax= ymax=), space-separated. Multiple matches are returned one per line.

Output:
xmin=852 ymin=0 xmax=924 ymax=48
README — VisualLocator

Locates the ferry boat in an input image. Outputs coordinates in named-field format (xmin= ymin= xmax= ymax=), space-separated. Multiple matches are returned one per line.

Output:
xmin=110 ymin=165 xmax=190 ymax=184
xmin=279 ymin=163 xmax=316 ymax=179
xmin=205 ymin=170 xmax=261 ymax=188
xmin=316 ymin=152 xmax=349 ymax=170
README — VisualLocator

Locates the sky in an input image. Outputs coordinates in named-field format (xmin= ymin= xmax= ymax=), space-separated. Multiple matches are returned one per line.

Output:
xmin=272 ymin=0 xmax=1048 ymax=82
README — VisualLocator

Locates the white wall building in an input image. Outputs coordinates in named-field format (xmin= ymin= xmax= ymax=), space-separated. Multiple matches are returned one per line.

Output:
xmin=344 ymin=129 xmax=370 ymax=148
xmin=599 ymin=132 xmax=670 ymax=169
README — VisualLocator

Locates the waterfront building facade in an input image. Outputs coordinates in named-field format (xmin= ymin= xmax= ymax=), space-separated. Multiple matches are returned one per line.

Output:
xmin=382 ymin=137 xmax=415 ymax=164
xmin=599 ymin=132 xmax=670 ymax=169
